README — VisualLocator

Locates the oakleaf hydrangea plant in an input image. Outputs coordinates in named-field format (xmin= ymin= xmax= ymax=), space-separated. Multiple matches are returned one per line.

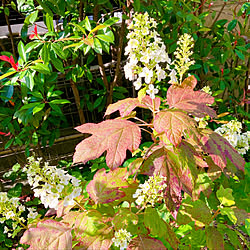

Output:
xmin=2 ymin=11 xmax=248 ymax=250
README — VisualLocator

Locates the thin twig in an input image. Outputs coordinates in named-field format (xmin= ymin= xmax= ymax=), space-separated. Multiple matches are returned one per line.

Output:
xmin=3 ymin=0 xmax=16 ymax=57
xmin=204 ymin=2 xmax=227 ymax=38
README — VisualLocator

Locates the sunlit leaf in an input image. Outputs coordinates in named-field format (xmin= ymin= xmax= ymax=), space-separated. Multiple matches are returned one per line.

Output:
xmin=73 ymin=119 xmax=141 ymax=169
xmin=154 ymin=110 xmax=198 ymax=146
xmin=20 ymin=220 xmax=72 ymax=249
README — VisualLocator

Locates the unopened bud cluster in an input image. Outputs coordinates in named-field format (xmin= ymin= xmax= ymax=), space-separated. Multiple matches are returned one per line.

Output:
xmin=215 ymin=120 xmax=249 ymax=155
xmin=133 ymin=174 xmax=167 ymax=207
xmin=23 ymin=156 xmax=82 ymax=209
xmin=171 ymin=33 xmax=195 ymax=83
xmin=112 ymin=228 xmax=132 ymax=250
xmin=0 ymin=192 xmax=38 ymax=238
xmin=124 ymin=12 xmax=171 ymax=99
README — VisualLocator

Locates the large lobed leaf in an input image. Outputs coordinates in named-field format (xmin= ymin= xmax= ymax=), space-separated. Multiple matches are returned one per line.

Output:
xmin=63 ymin=210 xmax=113 ymax=249
xmin=73 ymin=119 xmax=141 ymax=170
xmin=20 ymin=220 xmax=72 ymax=249
xmin=105 ymin=96 xmax=161 ymax=117
xmin=167 ymin=75 xmax=216 ymax=118
xmin=200 ymin=129 xmax=245 ymax=171
xmin=87 ymin=168 xmax=136 ymax=204
xmin=154 ymin=110 xmax=198 ymax=146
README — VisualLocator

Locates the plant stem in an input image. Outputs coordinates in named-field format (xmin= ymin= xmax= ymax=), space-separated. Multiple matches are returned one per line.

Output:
xmin=3 ymin=0 xmax=16 ymax=57
xmin=73 ymin=198 xmax=86 ymax=211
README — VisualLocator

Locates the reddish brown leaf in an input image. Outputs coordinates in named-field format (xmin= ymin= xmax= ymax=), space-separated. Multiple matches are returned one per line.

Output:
xmin=154 ymin=110 xmax=198 ymax=146
xmin=167 ymin=82 xmax=216 ymax=118
xmin=200 ymin=129 xmax=245 ymax=171
xmin=164 ymin=164 xmax=182 ymax=219
xmin=105 ymin=96 xmax=160 ymax=117
xmin=180 ymin=75 xmax=197 ymax=89
xmin=20 ymin=220 xmax=72 ymax=249
xmin=128 ymin=236 xmax=167 ymax=250
xmin=73 ymin=119 xmax=141 ymax=169
xmin=87 ymin=168 xmax=135 ymax=204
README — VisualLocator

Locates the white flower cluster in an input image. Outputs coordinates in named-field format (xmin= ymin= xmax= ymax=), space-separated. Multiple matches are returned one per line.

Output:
xmin=124 ymin=12 xmax=171 ymax=99
xmin=23 ymin=156 xmax=82 ymax=209
xmin=215 ymin=120 xmax=250 ymax=155
xmin=171 ymin=33 xmax=195 ymax=83
xmin=0 ymin=192 xmax=38 ymax=238
xmin=112 ymin=228 xmax=132 ymax=250
xmin=133 ymin=174 xmax=167 ymax=207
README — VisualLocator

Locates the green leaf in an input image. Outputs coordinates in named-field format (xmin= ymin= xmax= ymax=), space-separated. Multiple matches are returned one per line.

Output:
xmin=97 ymin=0 xmax=109 ymax=4
xmin=45 ymin=12 xmax=54 ymax=32
xmin=30 ymin=63 xmax=50 ymax=74
xmin=144 ymin=207 xmax=180 ymax=249
xmin=85 ymin=16 xmax=91 ymax=31
xmin=21 ymin=24 xmax=28 ymax=41
xmin=93 ymin=96 xmax=103 ymax=109
xmin=227 ymin=19 xmax=237 ymax=31
xmin=52 ymin=57 xmax=65 ymax=73
xmin=69 ymin=22 xmax=87 ymax=34
xmin=220 ymin=207 xmax=237 ymax=224
xmin=20 ymin=102 xmax=39 ymax=110
xmin=235 ymin=49 xmax=245 ymax=60
xmin=5 ymin=138 xmax=14 ymax=149
xmin=96 ymin=34 xmax=114 ymax=43
xmin=93 ymin=38 xmax=102 ymax=54
xmin=25 ymin=41 xmax=41 ymax=53
xmin=36 ymin=0 xmax=53 ymax=16
xmin=52 ymin=43 xmax=66 ymax=60
xmin=32 ymin=131 xmax=38 ymax=146
xmin=25 ymin=71 xmax=35 ymax=90
xmin=49 ymin=99 xmax=70 ymax=104
xmin=245 ymin=219 xmax=250 ymax=236
xmin=24 ymin=10 xmax=38 ymax=25
xmin=18 ymin=41 xmax=26 ymax=62
xmin=33 ymin=103 xmax=45 ymax=114
xmin=7 ymin=183 xmax=23 ymax=198
xmin=216 ymin=185 xmax=235 ymax=206
xmin=133 ymin=0 xmax=140 ymax=12
xmin=4 ymin=7 xmax=10 ymax=16
xmin=103 ymin=17 xmax=120 ymax=26
xmin=169 ymin=43 xmax=177 ymax=53
xmin=177 ymin=197 xmax=212 ymax=227
xmin=40 ymin=43 xmax=50 ymax=64
xmin=89 ymin=24 xmax=106 ymax=35
xmin=112 ymin=208 xmax=139 ymax=235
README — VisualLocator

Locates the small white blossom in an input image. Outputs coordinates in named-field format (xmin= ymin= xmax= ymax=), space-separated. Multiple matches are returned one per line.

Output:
xmin=64 ymin=195 xmax=75 ymax=207
xmin=133 ymin=174 xmax=167 ymax=207
xmin=133 ymin=78 xmax=142 ymax=90
xmin=201 ymin=86 xmax=212 ymax=95
xmin=112 ymin=229 xmax=132 ymax=250
xmin=27 ymin=207 xmax=38 ymax=220
xmin=146 ymin=84 xmax=159 ymax=99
